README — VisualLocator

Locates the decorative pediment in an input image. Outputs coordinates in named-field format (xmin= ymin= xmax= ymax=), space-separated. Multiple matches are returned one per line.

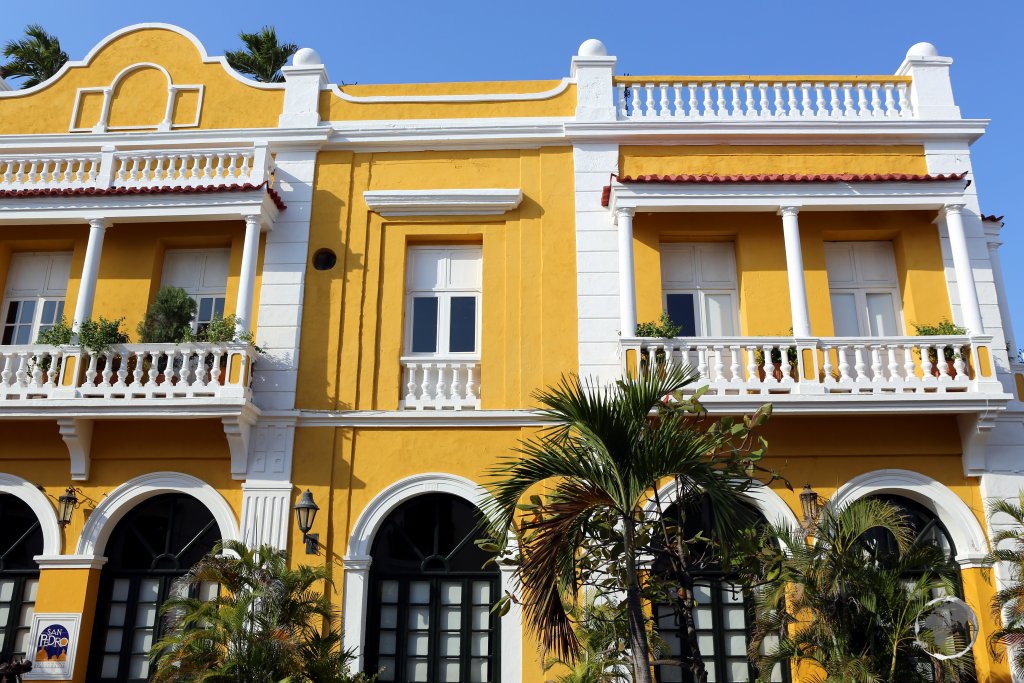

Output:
xmin=70 ymin=62 xmax=204 ymax=133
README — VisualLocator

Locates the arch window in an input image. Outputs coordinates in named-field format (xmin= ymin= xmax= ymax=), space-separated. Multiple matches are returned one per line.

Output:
xmin=87 ymin=493 xmax=220 ymax=683
xmin=0 ymin=494 xmax=42 ymax=663
xmin=365 ymin=493 xmax=500 ymax=683
xmin=652 ymin=500 xmax=786 ymax=683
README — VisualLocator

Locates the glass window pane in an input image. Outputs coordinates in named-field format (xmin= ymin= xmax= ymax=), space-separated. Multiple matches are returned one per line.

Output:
xmin=449 ymin=296 xmax=476 ymax=353
xmin=666 ymin=293 xmax=696 ymax=337
xmin=378 ymin=658 xmax=396 ymax=681
xmin=409 ymin=658 xmax=429 ymax=682
xmin=723 ymin=605 xmax=747 ymax=629
xmin=408 ymin=606 xmax=430 ymax=630
xmin=108 ymin=603 xmax=127 ymax=627
xmin=693 ymin=606 xmax=713 ymax=629
xmin=379 ymin=606 xmax=398 ymax=629
xmin=128 ymin=655 xmax=149 ymax=679
xmin=471 ymin=582 xmax=490 ymax=604
xmin=697 ymin=632 xmax=716 ymax=655
xmin=380 ymin=580 xmax=399 ymax=603
xmin=135 ymin=603 xmax=157 ymax=628
xmin=139 ymin=578 xmax=160 ymax=602
xmin=111 ymin=579 xmax=130 ymax=601
xmin=55 ymin=300 xmax=64 ymax=321
xmin=831 ymin=293 xmax=861 ymax=336
xmin=0 ymin=580 xmax=14 ymax=602
xmin=441 ymin=582 xmax=462 ymax=605
xmin=198 ymin=297 xmax=214 ymax=322
xmin=725 ymin=633 xmax=747 ymax=656
xmin=41 ymin=300 xmax=57 ymax=325
xmin=471 ymin=606 xmax=489 ymax=629
xmin=411 ymin=297 xmax=439 ymax=353
xmin=4 ymin=302 xmax=19 ymax=325
xmin=101 ymin=655 xmax=120 ymax=678
xmin=441 ymin=606 xmax=461 ymax=630
xmin=133 ymin=629 xmax=153 ymax=653
xmin=471 ymin=633 xmax=488 ymax=656
xmin=408 ymin=633 xmax=429 ymax=656
xmin=17 ymin=300 xmax=35 ymax=324
xmin=14 ymin=324 xmax=30 ymax=345
xmin=1 ymin=326 xmax=13 ymax=345
xmin=470 ymin=658 xmax=488 ymax=683
xmin=440 ymin=634 xmax=461 ymax=657
xmin=727 ymin=659 xmax=749 ymax=682
xmin=0 ymin=606 xmax=8 ymax=623
xmin=213 ymin=297 xmax=225 ymax=319
xmin=441 ymin=659 xmax=461 ymax=682
xmin=409 ymin=581 xmax=430 ymax=604
xmin=866 ymin=293 xmax=899 ymax=336
xmin=704 ymin=293 xmax=735 ymax=336
xmin=379 ymin=631 xmax=397 ymax=655
xmin=104 ymin=629 xmax=123 ymax=652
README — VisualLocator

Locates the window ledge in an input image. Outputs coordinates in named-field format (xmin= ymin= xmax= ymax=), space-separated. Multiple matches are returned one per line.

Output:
xmin=364 ymin=188 xmax=523 ymax=216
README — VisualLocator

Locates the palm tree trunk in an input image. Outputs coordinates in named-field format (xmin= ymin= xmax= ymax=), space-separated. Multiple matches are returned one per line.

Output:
xmin=622 ymin=516 xmax=654 ymax=683
xmin=676 ymin=571 xmax=709 ymax=683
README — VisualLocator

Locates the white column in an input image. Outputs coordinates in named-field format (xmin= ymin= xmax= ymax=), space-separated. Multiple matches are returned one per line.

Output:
xmin=942 ymin=203 xmax=984 ymax=334
xmin=986 ymin=229 xmax=1016 ymax=354
xmin=72 ymin=218 xmax=108 ymax=331
xmin=235 ymin=214 xmax=262 ymax=334
xmin=779 ymin=205 xmax=812 ymax=337
xmin=616 ymin=207 xmax=637 ymax=336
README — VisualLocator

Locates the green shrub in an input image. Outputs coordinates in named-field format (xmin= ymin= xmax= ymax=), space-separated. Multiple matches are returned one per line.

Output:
xmin=137 ymin=287 xmax=196 ymax=343
xmin=912 ymin=318 xmax=967 ymax=336
xmin=635 ymin=311 xmax=682 ymax=338
xmin=78 ymin=317 xmax=129 ymax=354
xmin=36 ymin=317 xmax=73 ymax=346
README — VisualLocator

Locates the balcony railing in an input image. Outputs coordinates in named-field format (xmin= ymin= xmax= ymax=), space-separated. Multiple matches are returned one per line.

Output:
xmin=400 ymin=356 xmax=480 ymax=410
xmin=620 ymin=335 xmax=1001 ymax=396
xmin=0 ymin=342 xmax=256 ymax=401
xmin=0 ymin=144 xmax=273 ymax=193
xmin=615 ymin=77 xmax=913 ymax=121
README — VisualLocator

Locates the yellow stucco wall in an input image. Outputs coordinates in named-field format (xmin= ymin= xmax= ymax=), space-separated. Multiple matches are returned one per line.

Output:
xmin=0 ymin=27 xmax=283 ymax=134
xmin=298 ymin=147 xmax=579 ymax=411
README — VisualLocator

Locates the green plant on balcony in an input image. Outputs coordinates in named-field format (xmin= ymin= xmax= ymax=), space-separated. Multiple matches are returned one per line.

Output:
xmin=635 ymin=311 xmax=682 ymax=338
xmin=33 ymin=316 xmax=73 ymax=374
xmin=195 ymin=314 xmax=262 ymax=353
xmin=77 ymin=316 xmax=129 ymax=355
xmin=137 ymin=286 xmax=197 ymax=344
xmin=912 ymin=318 xmax=967 ymax=366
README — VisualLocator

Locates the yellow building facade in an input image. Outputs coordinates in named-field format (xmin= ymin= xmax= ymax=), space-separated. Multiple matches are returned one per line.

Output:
xmin=0 ymin=23 xmax=1020 ymax=683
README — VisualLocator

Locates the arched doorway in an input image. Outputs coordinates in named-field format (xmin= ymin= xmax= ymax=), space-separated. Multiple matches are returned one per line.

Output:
xmin=652 ymin=499 xmax=785 ymax=683
xmin=365 ymin=493 xmax=500 ymax=683
xmin=86 ymin=493 xmax=220 ymax=682
xmin=0 ymin=494 xmax=43 ymax=663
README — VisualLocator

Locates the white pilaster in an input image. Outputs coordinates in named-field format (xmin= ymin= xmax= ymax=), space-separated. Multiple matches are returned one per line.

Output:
xmin=235 ymin=214 xmax=262 ymax=334
xmin=240 ymin=418 xmax=297 ymax=549
xmin=895 ymin=42 xmax=961 ymax=120
xmin=72 ymin=218 xmax=108 ymax=330
xmin=779 ymin=205 xmax=812 ymax=337
xmin=279 ymin=48 xmax=328 ymax=129
xmin=616 ymin=207 xmax=637 ymax=337
xmin=942 ymin=203 xmax=985 ymax=335
xmin=571 ymin=39 xmax=617 ymax=122
xmin=985 ymin=221 xmax=1016 ymax=355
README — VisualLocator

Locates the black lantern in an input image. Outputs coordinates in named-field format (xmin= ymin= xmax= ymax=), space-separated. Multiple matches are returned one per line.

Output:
xmin=799 ymin=483 xmax=821 ymax=536
xmin=57 ymin=486 xmax=78 ymax=527
xmin=294 ymin=489 xmax=320 ymax=554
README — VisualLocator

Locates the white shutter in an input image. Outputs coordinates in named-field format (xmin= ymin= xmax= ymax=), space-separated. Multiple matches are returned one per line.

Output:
xmin=4 ymin=252 xmax=71 ymax=298
xmin=825 ymin=242 xmax=901 ymax=336
xmin=161 ymin=249 xmax=230 ymax=295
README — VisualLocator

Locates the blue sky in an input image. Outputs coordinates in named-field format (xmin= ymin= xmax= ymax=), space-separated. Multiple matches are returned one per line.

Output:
xmin=4 ymin=0 xmax=1023 ymax=340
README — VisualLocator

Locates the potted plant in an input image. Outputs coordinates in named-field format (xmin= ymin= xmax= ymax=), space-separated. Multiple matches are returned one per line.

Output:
xmin=634 ymin=311 xmax=682 ymax=373
xmin=76 ymin=317 xmax=130 ymax=384
xmin=137 ymin=287 xmax=197 ymax=384
xmin=912 ymin=319 xmax=967 ymax=377
xmin=194 ymin=314 xmax=263 ymax=385
xmin=753 ymin=345 xmax=799 ymax=381
xmin=34 ymin=316 xmax=73 ymax=378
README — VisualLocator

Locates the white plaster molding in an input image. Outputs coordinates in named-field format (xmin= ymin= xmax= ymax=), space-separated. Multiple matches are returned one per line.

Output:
xmin=0 ymin=473 xmax=62 ymax=556
xmin=0 ymin=23 xmax=280 ymax=100
xmin=343 ymin=473 xmax=522 ymax=681
xmin=959 ymin=411 xmax=1000 ymax=477
xmin=75 ymin=471 xmax=240 ymax=559
xmin=68 ymin=62 xmax=203 ymax=133
xmin=296 ymin=409 xmax=545 ymax=427
xmin=0 ymin=128 xmax=329 ymax=153
xmin=280 ymin=62 xmax=329 ymax=129
xmin=32 ymin=555 xmax=107 ymax=570
xmin=324 ymin=78 xmax=572 ymax=104
xmin=829 ymin=469 xmax=989 ymax=568
xmin=57 ymin=417 xmax=93 ymax=481
xmin=223 ymin=412 xmax=258 ymax=480
xmin=363 ymin=188 xmax=522 ymax=216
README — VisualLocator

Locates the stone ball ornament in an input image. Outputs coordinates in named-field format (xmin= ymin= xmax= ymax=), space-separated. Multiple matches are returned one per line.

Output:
xmin=907 ymin=42 xmax=939 ymax=59
xmin=577 ymin=38 xmax=608 ymax=57
xmin=292 ymin=47 xmax=323 ymax=67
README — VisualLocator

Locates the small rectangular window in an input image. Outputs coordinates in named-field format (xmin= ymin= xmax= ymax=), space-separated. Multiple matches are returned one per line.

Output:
xmin=411 ymin=297 xmax=439 ymax=353
xmin=666 ymin=293 xmax=696 ymax=337
xmin=704 ymin=294 xmax=735 ymax=336
xmin=830 ymin=293 xmax=860 ymax=336
xmin=866 ymin=293 xmax=898 ymax=336
xmin=449 ymin=297 xmax=476 ymax=353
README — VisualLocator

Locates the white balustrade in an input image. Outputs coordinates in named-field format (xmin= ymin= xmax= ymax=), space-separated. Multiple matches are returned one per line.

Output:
xmin=620 ymin=335 xmax=986 ymax=396
xmin=615 ymin=78 xmax=912 ymax=120
xmin=400 ymin=357 xmax=480 ymax=410
xmin=0 ymin=155 xmax=102 ymax=191
xmin=0 ymin=146 xmax=273 ymax=194
xmin=0 ymin=342 xmax=256 ymax=400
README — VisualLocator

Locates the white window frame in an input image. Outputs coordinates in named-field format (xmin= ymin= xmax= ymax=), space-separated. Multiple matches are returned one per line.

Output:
xmin=1 ymin=252 xmax=71 ymax=346
xmin=160 ymin=249 xmax=230 ymax=334
xmin=825 ymin=242 xmax=904 ymax=337
xmin=660 ymin=243 xmax=740 ymax=337
xmin=403 ymin=246 xmax=482 ymax=358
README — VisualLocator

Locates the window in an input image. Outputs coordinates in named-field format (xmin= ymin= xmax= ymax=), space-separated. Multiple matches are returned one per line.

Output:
xmin=652 ymin=500 xmax=786 ymax=683
xmin=660 ymin=244 xmax=739 ymax=337
xmin=405 ymin=247 xmax=482 ymax=356
xmin=0 ymin=494 xmax=42 ymax=664
xmin=1 ymin=252 xmax=71 ymax=345
xmin=160 ymin=249 xmax=230 ymax=334
xmin=825 ymin=242 xmax=902 ymax=337
xmin=366 ymin=494 xmax=500 ymax=683
xmin=87 ymin=494 xmax=220 ymax=683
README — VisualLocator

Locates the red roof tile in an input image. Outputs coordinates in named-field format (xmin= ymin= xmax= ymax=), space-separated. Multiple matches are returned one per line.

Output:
xmin=0 ymin=182 xmax=287 ymax=211
xmin=981 ymin=214 xmax=1005 ymax=223
xmin=615 ymin=173 xmax=966 ymax=184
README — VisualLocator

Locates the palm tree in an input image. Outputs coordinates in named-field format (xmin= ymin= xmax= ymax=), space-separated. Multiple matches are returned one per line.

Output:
xmin=225 ymin=27 xmax=297 ymax=83
xmin=744 ymin=497 xmax=972 ymax=683
xmin=543 ymin=592 xmax=630 ymax=683
xmin=484 ymin=367 xmax=773 ymax=683
xmin=150 ymin=540 xmax=374 ymax=683
xmin=1 ymin=25 xmax=68 ymax=89
xmin=985 ymin=492 xmax=1024 ymax=672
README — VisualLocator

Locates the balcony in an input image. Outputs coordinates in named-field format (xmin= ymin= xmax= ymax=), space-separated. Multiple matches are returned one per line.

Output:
xmin=0 ymin=342 xmax=259 ymax=480
xmin=400 ymin=357 xmax=480 ymax=410
xmin=620 ymin=334 xmax=1008 ymax=412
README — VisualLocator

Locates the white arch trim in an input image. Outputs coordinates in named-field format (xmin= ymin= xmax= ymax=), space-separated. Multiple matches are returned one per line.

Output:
xmin=0 ymin=23 xmax=280 ymax=99
xmin=75 ymin=472 xmax=240 ymax=559
xmin=0 ymin=473 xmax=62 ymax=557
xmin=343 ymin=473 xmax=522 ymax=682
xmin=829 ymin=469 xmax=989 ymax=568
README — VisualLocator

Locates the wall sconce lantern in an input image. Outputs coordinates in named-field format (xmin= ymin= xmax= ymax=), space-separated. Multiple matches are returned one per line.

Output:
xmin=294 ymin=489 xmax=320 ymax=555
xmin=57 ymin=486 xmax=79 ymax=527
xmin=799 ymin=483 xmax=822 ymax=538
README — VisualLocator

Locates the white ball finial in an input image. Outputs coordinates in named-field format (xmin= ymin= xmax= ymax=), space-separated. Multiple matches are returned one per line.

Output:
xmin=292 ymin=47 xmax=323 ymax=67
xmin=577 ymin=38 xmax=608 ymax=57
xmin=907 ymin=42 xmax=939 ymax=59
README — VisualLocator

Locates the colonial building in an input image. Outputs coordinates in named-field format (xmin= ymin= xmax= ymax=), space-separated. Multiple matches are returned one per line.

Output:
xmin=0 ymin=23 xmax=1019 ymax=682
